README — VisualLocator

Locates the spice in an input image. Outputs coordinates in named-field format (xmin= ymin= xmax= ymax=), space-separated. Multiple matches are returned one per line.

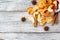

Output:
xmin=21 ymin=17 xmax=26 ymax=22
xmin=31 ymin=0 xmax=37 ymax=5
xmin=44 ymin=26 xmax=49 ymax=31
xmin=55 ymin=13 xmax=58 ymax=24
xmin=34 ymin=14 xmax=38 ymax=27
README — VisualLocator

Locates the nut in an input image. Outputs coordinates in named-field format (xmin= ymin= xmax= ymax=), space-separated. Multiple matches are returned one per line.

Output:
xmin=21 ymin=17 xmax=26 ymax=22
xmin=44 ymin=26 xmax=49 ymax=31
xmin=31 ymin=0 xmax=37 ymax=5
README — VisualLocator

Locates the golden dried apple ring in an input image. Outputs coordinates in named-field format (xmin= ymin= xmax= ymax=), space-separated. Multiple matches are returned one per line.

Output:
xmin=27 ymin=7 xmax=34 ymax=15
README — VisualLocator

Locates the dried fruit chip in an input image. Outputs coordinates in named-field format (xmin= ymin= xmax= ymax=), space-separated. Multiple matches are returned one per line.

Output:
xmin=40 ymin=19 xmax=46 ymax=26
xmin=46 ymin=17 xmax=53 ymax=23
xmin=27 ymin=7 xmax=34 ymax=15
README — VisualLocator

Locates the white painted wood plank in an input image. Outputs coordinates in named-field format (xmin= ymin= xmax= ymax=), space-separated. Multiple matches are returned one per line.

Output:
xmin=0 ymin=33 xmax=60 ymax=40
xmin=0 ymin=12 xmax=59 ymax=32
xmin=0 ymin=0 xmax=33 ymax=11
xmin=0 ymin=0 xmax=59 ymax=11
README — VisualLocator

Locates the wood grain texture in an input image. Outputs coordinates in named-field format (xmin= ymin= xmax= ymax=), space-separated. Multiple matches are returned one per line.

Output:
xmin=0 ymin=0 xmax=59 ymax=40
xmin=0 ymin=0 xmax=33 ymax=11
xmin=0 ymin=33 xmax=60 ymax=40
xmin=0 ymin=12 xmax=59 ymax=32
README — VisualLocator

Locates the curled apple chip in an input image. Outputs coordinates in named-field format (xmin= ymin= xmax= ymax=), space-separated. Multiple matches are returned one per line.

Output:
xmin=27 ymin=7 xmax=34 ymax=15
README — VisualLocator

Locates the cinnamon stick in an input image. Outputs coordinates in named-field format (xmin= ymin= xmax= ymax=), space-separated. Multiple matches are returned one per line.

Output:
xmin=34 ymin=14 xmax=38 ymax=27
xmin=52 ymin=0 xmax=59 ymax=25
xmin=55 ymin=12 xmax=58 ymax=24
xmin=52 ymin=12 xmax=58 ymax=25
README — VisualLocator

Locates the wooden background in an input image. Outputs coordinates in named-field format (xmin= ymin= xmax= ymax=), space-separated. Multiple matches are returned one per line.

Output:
xmin=0 ymin=0 xmax=60 ymax=40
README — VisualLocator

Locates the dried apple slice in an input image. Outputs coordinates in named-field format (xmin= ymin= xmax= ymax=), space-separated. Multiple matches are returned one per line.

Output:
xmin=27 ymin=7 xmax=34 ymax=15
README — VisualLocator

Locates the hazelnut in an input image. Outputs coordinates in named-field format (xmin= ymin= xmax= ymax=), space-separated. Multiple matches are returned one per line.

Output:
xmin=31 ymin=0 xmax=37 ymax=5
xmin=21 ymin=17 xmax=26 ymax=22
xmin=44 ymin=26 xmax=49 ymax=31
